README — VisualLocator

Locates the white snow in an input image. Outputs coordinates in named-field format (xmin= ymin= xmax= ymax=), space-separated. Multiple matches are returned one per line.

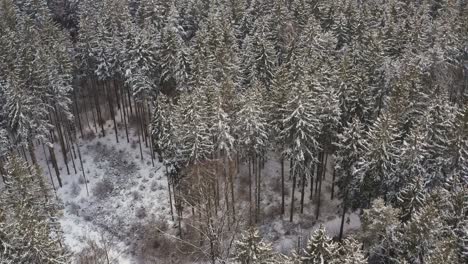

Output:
xmin=35 ymin=117 xmax=172 ymax=263
xmin=32 ymin=116 xmax=360 ymax=263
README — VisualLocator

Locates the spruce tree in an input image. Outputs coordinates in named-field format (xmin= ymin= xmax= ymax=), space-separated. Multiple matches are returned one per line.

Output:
xmin=234 ymin=227 xmax=278 ymax=264
xmin=357 ymin=112 xmax=400 ymax=204
xmin=300 ymin=225 xmax=338 ymax=264
xmin=334 ymin=237 xmax=367 ymax=264
xmin=159 ymin=3 xmax=191 ymax=92
xmin=0 ymin=156 xmax=68 ymax=263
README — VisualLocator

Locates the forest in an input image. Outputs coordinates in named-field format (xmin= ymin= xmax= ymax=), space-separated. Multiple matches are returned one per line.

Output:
xmin=0 ymin=0 xmax=467 ymax=263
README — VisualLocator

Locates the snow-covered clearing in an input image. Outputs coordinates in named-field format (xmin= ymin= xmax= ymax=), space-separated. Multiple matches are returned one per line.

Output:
xmin=35 ymin=119 xmax=173 ymax=263
xmin=33 ymin=119 xmax=360 ymax=263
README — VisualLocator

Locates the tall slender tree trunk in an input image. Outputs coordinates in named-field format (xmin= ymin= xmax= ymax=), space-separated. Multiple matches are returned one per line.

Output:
xmin=65 ymin=127 xmax=77 ymax=174
xmin=223 ymin=155 xmax=230 ymax=224
xmin=300 ymin=173 xmax=306 ymax=214
xmin=289 ymin=170 xmax=297 ymax=222
xmin=331 ymin=169 xmax=336 ymax=200
xmin=73 ymin=88 xmax=83 ymax=138
xmin=135 ymin=102 xmax=144 ymax=161
xmin=310 ymin=163 xmax=315 ymax=201
xmin=121 ymin=84 xmax=130 ymax=142
xmin=27 ymin=139 xmax=37 ymax=165
xmin=127 ymin=88 xmax=133 ymax=115
xmin=315 ymin=153 xmax=322 ymax=195
xmin=94 ymin=79 xmax=105 ymax=137
xmin=316 ymin=153 xmax=327 ymax=220
xmin=76 ymin=141 xmax=89 ymax=196
xmin=254 ymin=155 xmax=258 ymax=223
xmin=48 ymin=145 xmax=62 ymax=188
xmin=257 ymin=156 xmax=261 ymax=221
xmin=249 ymin=157 xmax=252 ymax=224
xmin=87 ymin=81 xmax=98 ymax=133
xmin=165 ymin=166 xmax=174 ymax=221
xmin=339 ymin=193 xmax=348 ymax=241
xmin=106 ymin=81 xmax=119 ymax=143
xmin=54 ymin=110 xmax=70 ymax=175
xmin=147 ymin=101 xmax=155 ymax=167
xmin=41 ymin=143 xmax=57 ymax=198
xmin=229 ymin=159 xmax=236 ymax=222
xmin=281 ymin=157 xmax=285 ymax=215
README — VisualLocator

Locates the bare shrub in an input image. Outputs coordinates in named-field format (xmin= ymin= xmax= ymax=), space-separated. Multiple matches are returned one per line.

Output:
xmin=92 ymin=178 xmax=114 ymax=200
xmin=135 ymin=206 xmax=147 ymax=219
xmin=131 ymin=218 xmax=175 ymax=263
xmin=150 ymin=181 xmax=159 ymax=192
xmin=83 ymin=131 xmax=96 ymax=141
xmin=131 ymin=140 xmax=137 ymax=149
xmin=263 ymin=203 xmax=282 ymax=219
xmin=132 ymin=190 xmax=142 ymax=201
xmin=71 ymin=182 xmax=82 ymax=198
xmin=74 ymin=233 xmax=118 ymax=264
xmin=67 ymin=201 xmax=81 ymax=216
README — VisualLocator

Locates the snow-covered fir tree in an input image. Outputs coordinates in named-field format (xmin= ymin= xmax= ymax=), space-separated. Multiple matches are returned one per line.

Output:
xmin=0 ymin=156 xmax=69 ymax=263
xmin=356 ymin=112 xmax=400 ymax=205
xmin=234 ymin=227 xmax=279 ymax=264
xmin=334 ymin=237 xmax=367 ymax=264
xmin=298 ymin=225 xmax=338 ymax=264
xmin=159 ymin=3 xmax=191 ymax=92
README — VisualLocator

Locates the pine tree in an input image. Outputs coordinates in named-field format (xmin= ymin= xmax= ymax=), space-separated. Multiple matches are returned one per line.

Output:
xmin=279 ymin=70 xmax=322 ymax=221
xmin=356 ymin=112 xmax=400 ymax=204
xmin=360 ymin=198 xmax=401 ymax=251
xmin=396 ymin=198 xmax=458 ymax=263
xmin=242 ymin=16 xmax=276 ymax=90
xmin=396 ymin=175 xmax=427 ymax=222
xmin=299 ymin=225 xmax=338 ymax=264
xmin=333 ymin=118 xmax=365 ymax=239
xmin=334 ymin=237 xmax=367 ymax=264
xmin=159 ymin=3 xmax=191 ymax=91
xmin=0 ymin=156 xmax=69 ymax=263
xmin=234 ymin=227 xmax=278 ymax=264
xmin=177 ymin=88 xmax=213 ymax=165
xmin=420 ymin=93 xmax=457 ymax=187
xmin=121 ymin=22 xmax=158 ymax=99
xmin=236 ymin=82 xmax=269 ymax=159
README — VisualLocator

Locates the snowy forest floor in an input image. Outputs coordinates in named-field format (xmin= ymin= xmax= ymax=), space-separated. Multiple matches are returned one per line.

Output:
xmin=30 ymin=115 xmax=361 ymax=263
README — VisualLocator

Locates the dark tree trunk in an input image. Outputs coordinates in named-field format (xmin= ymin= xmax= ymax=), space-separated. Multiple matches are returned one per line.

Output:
xmin=121 ymin=83 xmax=130 ymax=143
xmin=135 ymin=102 xmax=144 ymax=161
xmin=165 ymin=166 xmax=174 ymax=221
xmin=300 ymin=172 xmax=306 ymax=214
xmin=310 ymin=163 xmax=315 ymax=201
xmin=94 ymin=79 xmax=105 ymax=137
xmin=41 ymin=143 xmax=57 ymax=197
xmin=339 ymin=194 xmax=348 ymax=241
xmin=48 ymin=145 xmax=62 ymax=188
xmin=76 ymin=141 xmax=89 ymax=196
xmin=257 ymin=156 xmax=261 ymax=221
xmin=65 ymin=127 xmax=77 ymax=174
xmin=249 ymin=157 xmax=252 ymax=224
xmin=27 ymin=139 xmax=37 ymax=165
xmin=54 ymin=110 xmax=70 ymax=175
xmin=331 ymin=169 xmax=336 ymax=200
xmin=73 ymin=88 xmax=84 ymax=138
xmin=281 ymin=157 xmax=285 ymax=215
xmin=316 ymin=153 xmax=327 ymax=220
xmin=229 ymin=159 xmax=236 ymax=222
xmin=290 ymin=171 xmax=297 ymax=222
xmin=106 ymin=82 xmax=119 ymax=143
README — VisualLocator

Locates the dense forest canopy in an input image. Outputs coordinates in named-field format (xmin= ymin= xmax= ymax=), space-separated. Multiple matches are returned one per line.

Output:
xmin=0 ymin=0 xmax=467 ymax=263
